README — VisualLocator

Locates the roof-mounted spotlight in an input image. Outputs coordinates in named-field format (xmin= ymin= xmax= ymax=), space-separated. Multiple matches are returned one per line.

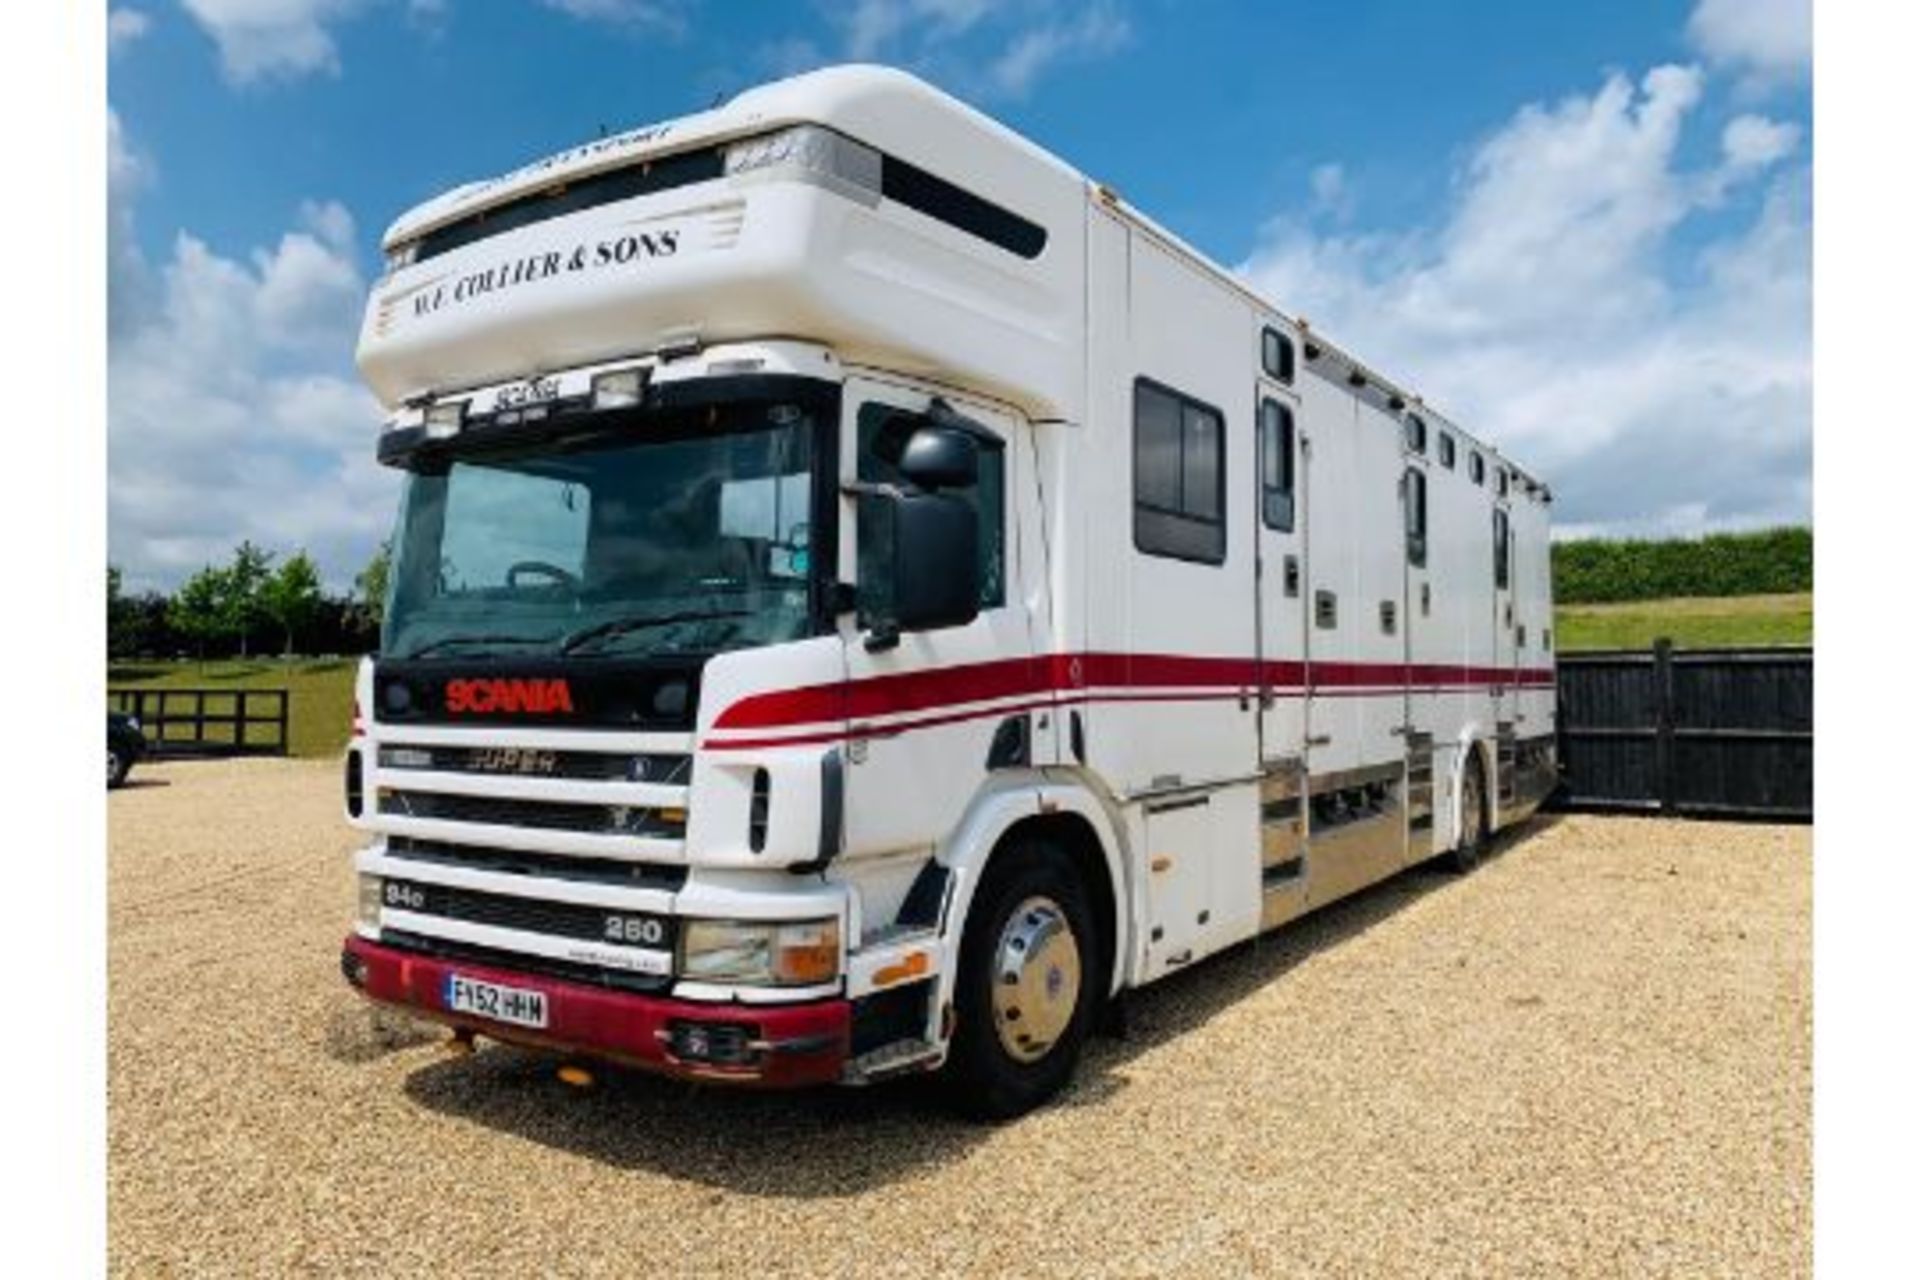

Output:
xmin=1388 ymin=394 xmax=1406 ymax=412
xmin=1347 ymin=369 xmax=1367 ymax=388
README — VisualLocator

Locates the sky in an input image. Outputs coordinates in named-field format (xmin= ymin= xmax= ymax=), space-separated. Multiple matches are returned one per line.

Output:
xmin=106 ymin=0 xmax=1812 ymax=591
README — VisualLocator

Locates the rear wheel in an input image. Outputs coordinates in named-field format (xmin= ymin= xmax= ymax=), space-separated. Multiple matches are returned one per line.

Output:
xmin=943 ymin=839 xmax=1100 ymax=1121
xmin=1445 ymin=750 xmax=1488 ymax=873
xmin=108 ymin=747 xmax=130 ymax=789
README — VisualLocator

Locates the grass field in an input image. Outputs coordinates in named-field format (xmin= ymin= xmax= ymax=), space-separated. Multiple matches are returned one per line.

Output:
xmin=1553 ymin=592 xmax=1812 ymax=652
xmin=107 ymin=658 xmax=359 ymax=758
xmin=104 ymin=593 xmax=1812 ymax=757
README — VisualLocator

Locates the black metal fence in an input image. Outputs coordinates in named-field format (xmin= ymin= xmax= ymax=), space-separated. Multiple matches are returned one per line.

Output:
xmin=109 ymin=687 xmax=290 ymax=758
xmin=1553 ymin=642 xmax=1811 ymax=821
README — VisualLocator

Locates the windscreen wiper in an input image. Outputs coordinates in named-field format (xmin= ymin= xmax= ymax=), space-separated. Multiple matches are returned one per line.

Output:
xmin=560 ymin=608 xmax=751 ymax=655
xmin=400 ymin=633 xmax=559 ymax=660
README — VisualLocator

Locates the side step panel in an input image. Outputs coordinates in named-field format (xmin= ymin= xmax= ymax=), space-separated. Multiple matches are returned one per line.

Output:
xmin=1258 ymin=759 xmax=1308 ymax=931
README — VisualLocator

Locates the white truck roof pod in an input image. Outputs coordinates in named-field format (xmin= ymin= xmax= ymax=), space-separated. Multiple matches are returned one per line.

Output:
xmin=380 ymin=64 xmax=1079 ymax=251
xmin=363 ymin=63 xmax=1529 ymax=486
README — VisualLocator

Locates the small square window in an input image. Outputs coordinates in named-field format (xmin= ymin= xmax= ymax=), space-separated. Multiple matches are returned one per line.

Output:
xmin=1260 ymin=327 xmax=1295 ymax=384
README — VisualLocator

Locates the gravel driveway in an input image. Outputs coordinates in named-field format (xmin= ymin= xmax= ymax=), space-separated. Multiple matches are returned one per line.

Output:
xmin=109 ymin=758 xmax=1810 ymax=1277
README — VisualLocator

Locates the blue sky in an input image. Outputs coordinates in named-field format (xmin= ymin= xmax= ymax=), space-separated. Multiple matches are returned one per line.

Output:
xmin=107 ymin=0 xmax=1812 ymax=590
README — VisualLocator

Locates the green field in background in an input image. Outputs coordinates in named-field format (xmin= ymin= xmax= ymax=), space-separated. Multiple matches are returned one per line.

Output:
xmin=107 ymin=658 xmax=360 ymax=759
xmin=1553 ymin=592 xmax=1812 ymax=652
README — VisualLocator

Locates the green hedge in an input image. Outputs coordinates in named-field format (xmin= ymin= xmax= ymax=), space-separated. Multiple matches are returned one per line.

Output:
xmin=1552 ymin=527 xmax=1812 ymax=604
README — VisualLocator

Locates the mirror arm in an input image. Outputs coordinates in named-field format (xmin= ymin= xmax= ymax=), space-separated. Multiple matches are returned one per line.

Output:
xmin=840 ymin=479 xmax=908 ymax=500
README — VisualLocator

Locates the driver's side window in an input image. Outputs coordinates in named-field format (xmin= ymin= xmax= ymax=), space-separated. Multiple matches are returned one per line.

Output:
xmin=855 ymin=402 xmax=1006 ymax=629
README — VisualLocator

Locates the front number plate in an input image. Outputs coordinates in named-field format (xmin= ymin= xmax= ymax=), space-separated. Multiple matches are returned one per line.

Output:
xmin=444 ymin=973 xmax=549 ymax=1029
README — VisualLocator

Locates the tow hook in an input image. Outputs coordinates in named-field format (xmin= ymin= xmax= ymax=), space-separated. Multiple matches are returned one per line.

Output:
xmin=444 ymin=1029 xmax=476 ymax=1057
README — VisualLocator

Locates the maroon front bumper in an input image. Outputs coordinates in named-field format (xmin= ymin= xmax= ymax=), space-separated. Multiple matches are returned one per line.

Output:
xmin=341 ymin=935 xmax=851 ymax=1087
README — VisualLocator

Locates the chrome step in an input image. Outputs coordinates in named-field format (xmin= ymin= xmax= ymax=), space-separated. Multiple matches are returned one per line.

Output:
xmin=845 ymin=1037 xmax=941 ymax=1083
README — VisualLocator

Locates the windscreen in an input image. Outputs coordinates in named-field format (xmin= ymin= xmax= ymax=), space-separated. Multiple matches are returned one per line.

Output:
xmin=382 ymin=399 xmax=822 ymax=661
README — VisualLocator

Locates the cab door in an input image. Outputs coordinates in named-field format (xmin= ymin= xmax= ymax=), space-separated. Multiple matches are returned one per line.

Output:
xmin=835 ymin=373 xmax=1040 ymax=866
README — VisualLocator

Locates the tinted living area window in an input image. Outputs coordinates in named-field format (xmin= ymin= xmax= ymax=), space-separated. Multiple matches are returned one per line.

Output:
xmin=1134 ymin=379 xmax=1226 ymax=564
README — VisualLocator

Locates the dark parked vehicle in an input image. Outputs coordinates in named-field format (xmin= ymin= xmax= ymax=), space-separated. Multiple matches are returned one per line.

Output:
xmin=108 ymin=711 xmax=145 ymax=789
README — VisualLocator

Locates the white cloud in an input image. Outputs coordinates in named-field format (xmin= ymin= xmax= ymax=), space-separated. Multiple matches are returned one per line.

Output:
xmin=1237 ymin=65 xmax=1810 ymax=536
xmin=1720 ymin=113 xmax=1801 ymax=173
xmin=1307 ymin=162 xmax=1352 ymax=221
xmin=985 ymin=3 xmax=1127 ymax=97
xmin=108 ymin=7 xmax=152 ymax=54
xmin=179 ymin=0 xmax=366 ymax=84
xmin=1687 ymin=0 xmax=1811 ymax=87
xmin=807 ymin=0 xmax=1128 ymax=100
xmin=107 ymin=113 xmax=393 ymax=591
xmin=108 ymin=109 xmax=153 ymax=338
xmin=537 ymin=0 xmax=688 ymax=31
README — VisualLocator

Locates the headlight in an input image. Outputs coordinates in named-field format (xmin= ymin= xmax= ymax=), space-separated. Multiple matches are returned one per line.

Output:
xmin=724 ymin=125 xmax=880 ymax=203
xmin=680 ymin=917 xmax=839 ymax=986
xmin=356 ymin=874 xmax=384 ymax=930
xmin=126 ymin=716 xmax=141 ymax=733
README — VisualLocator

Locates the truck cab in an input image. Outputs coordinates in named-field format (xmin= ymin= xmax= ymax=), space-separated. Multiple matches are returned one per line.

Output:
xmin=343 ymin=67 xmax=1111 ymax=1112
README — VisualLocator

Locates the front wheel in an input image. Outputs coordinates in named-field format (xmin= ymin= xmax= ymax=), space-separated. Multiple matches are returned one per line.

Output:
xmin=942 ymin=840 xmax=1101 ymax=1121
xmin=108 ymin=747 xmax=131 ymax=790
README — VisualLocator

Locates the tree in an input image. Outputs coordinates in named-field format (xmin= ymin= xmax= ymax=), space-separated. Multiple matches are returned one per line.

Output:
xmin=168 ymin=565 xmax=229 ymax=659
xmin=261 ymin=551 xmax=323 ymax=656
xmin=107 ymin=565 xmax=135 ymax=658
xmin=353 ymin=538 xmax=392 ymax=632
xmin=218 ymin=541 xmax=274 ymax=657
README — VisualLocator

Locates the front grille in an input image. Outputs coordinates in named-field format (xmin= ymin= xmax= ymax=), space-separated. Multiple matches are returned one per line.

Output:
xmin=378 ymin=744 xmax=691 ymax=785
xmin=381 ymin=929 xmax=672 ymax=995
xmin=378 ymin=789 xmax=685 ymax=838
xmin=386 ymin=836 xmax=687 ymax=890
xmin=384 ymin=877 xmax=675 ymax=948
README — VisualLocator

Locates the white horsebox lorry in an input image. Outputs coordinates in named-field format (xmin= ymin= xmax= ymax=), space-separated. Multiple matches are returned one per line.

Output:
xmin=340 ymin=65 xmax=1557 ymax=1118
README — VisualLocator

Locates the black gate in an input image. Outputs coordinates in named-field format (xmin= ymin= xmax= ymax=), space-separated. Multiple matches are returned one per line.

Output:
xmin=1553 ymin=642 xmax=1811 ymax=821
xmin=109 ymin=687 xmax=291 ymax=758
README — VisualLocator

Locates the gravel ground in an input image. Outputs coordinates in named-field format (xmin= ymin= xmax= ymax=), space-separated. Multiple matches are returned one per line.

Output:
xmin=109 ymin=759 xmax=1810 ymax=1277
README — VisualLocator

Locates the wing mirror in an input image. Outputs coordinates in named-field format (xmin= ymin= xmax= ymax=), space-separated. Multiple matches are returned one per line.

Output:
xmin=898 ymin=424 xmax=979 ymax=491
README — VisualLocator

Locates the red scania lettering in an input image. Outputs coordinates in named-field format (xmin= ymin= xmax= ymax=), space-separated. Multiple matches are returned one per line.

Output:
xmin=443 ymin=678 xmax=575 ymax=715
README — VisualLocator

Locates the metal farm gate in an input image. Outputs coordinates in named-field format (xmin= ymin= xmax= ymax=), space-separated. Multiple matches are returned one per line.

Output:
xmin=1553 ymin=642 xmax=1812 ymax=821
xmin=109 ymin=687 xmax=291 ymax=758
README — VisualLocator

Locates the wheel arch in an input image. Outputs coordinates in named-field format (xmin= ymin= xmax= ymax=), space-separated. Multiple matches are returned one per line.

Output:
xmin=1446 ymin=726 xmax=1493 ymax=849
xmin=933 ymin=779 xmax=1130 ymax=1004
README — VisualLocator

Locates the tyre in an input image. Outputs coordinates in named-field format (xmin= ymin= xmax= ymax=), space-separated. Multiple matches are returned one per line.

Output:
xmin=1444 ymin=748 xmax=1488 ymax=873
xmin=943 ymin=839 xmax=1102 ymax=1121
xmin=108 ymin=747 xmax=131 ymax=790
